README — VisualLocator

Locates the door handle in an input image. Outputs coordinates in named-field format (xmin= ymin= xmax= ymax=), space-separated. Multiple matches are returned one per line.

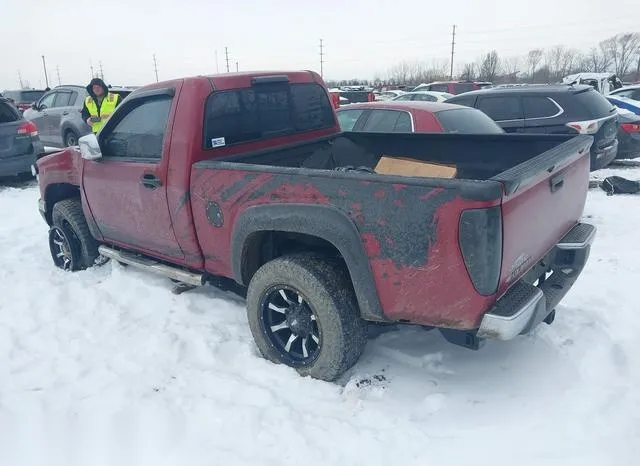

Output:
xmin=141 ymin=173 xmax=162 ymax=189
xmin=62 ymin=111 xmax=69 ymax=115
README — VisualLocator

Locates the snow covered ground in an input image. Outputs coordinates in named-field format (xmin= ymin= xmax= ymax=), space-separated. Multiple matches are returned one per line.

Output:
xmin=1 ymin=172 xmax=639 ymax=466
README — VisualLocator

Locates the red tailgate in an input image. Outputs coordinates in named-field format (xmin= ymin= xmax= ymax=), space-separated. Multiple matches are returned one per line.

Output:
xmin=496 ymin=135 xmax=592 ymax=294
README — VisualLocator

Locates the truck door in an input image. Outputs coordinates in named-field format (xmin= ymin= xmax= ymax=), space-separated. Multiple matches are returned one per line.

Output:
xmin=82 ymin=89 xmax=184 ymax=261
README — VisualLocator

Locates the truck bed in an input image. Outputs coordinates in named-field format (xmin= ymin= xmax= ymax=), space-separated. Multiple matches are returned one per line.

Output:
xmin=190 ymin=132 xmax=593 ymax=329
xmin=209 ymin=132 xmax=587 ymax=181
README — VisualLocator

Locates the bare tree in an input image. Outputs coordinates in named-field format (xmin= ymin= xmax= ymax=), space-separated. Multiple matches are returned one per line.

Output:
xmin=601 ymin=33 xmax=640 ymax=76
xmin=527 ymin=49 xmax=544 ymax=80
xmin=387 ymin=61 xmax=414 ymax=84
xmin=460 ymin=63 xmax=476 ymax=81
xmin=583 ymin=46 xmax=612 ymax=72
xmin=501 ymin=56 xmax=520 ymax=81
xmin=478 ymin=50 xmax=500 ymax=82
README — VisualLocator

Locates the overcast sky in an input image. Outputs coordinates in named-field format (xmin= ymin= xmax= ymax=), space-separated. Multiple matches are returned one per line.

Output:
xmin=2 ymin=0 xmax=638 ymax=90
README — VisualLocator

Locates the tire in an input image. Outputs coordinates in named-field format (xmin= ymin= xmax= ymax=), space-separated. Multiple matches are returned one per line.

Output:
xmin=246 ymin=253 xmax=367 ymax=382
xmin=64 ymin=130 xmax=79 ymax=147
xmin=49 ymin=198 xmax=99 ymax=271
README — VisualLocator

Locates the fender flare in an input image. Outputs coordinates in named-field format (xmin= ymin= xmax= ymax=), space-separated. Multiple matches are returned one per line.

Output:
xmin=231 ymin=203 xmax=388 ymax=322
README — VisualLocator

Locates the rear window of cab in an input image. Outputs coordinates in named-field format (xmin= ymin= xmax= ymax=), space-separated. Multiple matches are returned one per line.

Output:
xmin=203 ymin=83 xmax=336 ymax=148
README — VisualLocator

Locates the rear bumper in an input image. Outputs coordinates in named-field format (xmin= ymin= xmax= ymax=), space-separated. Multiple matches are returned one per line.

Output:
xmin=477 ymin=222 xmax=596 ymax=340
xmin=590 ymin=139 xmax=618 ymax=170
xmin=0 ymin=141 xmax=44 ymax=177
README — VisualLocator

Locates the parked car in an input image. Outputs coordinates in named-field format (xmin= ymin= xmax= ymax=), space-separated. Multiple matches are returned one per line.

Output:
xmin=1 ymin=89 xmax=47 ymax=113
xmin=606 ymin=95 xmax=640 ymax=116
xmin=0 ymin=96 xmax=44 ymax=178
xmin=446 ymin=84 xmax=619 ymax=171
xmin=336 ymin=101 xmax=504 ymax=134
xmin=413 ymin=81 xmax=492 ymax=95
xmin=608 ymin=84 xmax=640 ymax=102
xmin=35 ymin=70 xmax=595 ymax=381
xmin=23 ymin=85 xmax=134 ymax=148
xmin=392 ymin=91 xmax=454 ymax=102
xmin=612 ymin=108 xmax=640 ymax=159
xmin=374 ymin=90 xmax=406 ymax=101
xmin=562 ymin=72 xmax=623 ymax=95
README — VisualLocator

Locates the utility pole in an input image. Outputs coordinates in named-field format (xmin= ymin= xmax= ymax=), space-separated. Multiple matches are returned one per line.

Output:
xmin=319 ymin=39 xmax=325 ymax=78
xmin=56 ymin=66 xmax=61 ymax=86
xmin=41 ymin=55 xmax=49 ymax=88
xmin=90 ymin=60 xmax=95 ymax=79
xmin=153 ymin=54 xmax=159 ymax=82
xmin=449 ymin=25 xmax=456 ymax=80
xmin=18 ymin=70 xmax=24 ymax=88
xmin=215 ymin=50 xmax=219 ymax=73
xmin=99 ymin=61 xmax=104 ymax=79
xmin=225 ymin=47 xmax=230 ymax=73
xmin=235 ymin=61 xmax=239 ymax=72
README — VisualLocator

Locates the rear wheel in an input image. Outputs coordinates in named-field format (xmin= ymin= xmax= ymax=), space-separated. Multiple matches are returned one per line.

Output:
xmin=49 ymin=199 xmax=99 ymax=271
xmin=64 ymin=130 xmax=79 ymax=147
xmin=246 ymin=254 xmax=367 ymax=381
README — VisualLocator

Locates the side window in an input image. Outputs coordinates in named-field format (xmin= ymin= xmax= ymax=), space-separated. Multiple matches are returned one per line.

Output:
xmin=613 ymin=90 xmax=633 ymax=99
xmin=101 ymin=96 xmax=172 ymax=160
xmin=361 ymin=110 xmax=401 ymax=132
xmin=68 ymin=91 xmax=78 ymax=106
xmin=414 ymin=93 xmax=436 ymax=102
xmin=447 ymin=95 xmax=476 ymax=107
xmin=394 ymin=94 xmax=413 ymax=101
xmin=394 ymin=112 xmax=413 ymax=132
xmin=38 ymin=92 xmax=56 ymax=109
xmin=522 ymin=96 xmax=560 ymax=119
xmin=337 ymin=109 xmax=364 ymax=131
xmin=53 ymin=91 xmax=72 ymax=107
xmin=430 ymin=84 xmax=450 ymax=93
xmin=476 ymin=96 xmax=523 ymax=121
xmin=454 ymin=83 xmax=474 ymax=94
xmin=633 ymin=90 xmax=640 ymax=101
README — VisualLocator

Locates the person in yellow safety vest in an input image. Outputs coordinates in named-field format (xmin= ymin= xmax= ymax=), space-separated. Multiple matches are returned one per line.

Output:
xmin=81 ymin=78 xmax=122 ymax=134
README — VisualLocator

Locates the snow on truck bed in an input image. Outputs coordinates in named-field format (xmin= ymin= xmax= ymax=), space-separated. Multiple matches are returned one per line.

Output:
xmin=1 ymin=174 xmax=639 ymax=466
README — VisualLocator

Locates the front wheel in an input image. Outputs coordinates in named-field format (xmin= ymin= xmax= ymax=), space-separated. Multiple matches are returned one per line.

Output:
xmin=49 ymin=198 xmax=99 ymax=271
xmin=246 ymin=254 xmax=367 ymax=382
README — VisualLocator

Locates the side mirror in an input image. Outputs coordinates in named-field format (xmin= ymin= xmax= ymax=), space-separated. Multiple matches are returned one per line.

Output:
xmin=79 ymin=133 xmax=102 ymax=160
xmin=31 ymin=102 xmax=38 ymax=110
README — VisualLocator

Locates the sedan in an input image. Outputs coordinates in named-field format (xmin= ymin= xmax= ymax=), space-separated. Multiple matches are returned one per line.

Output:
xmin=392 ymin=91 xmax=454 ymax=103
xmin=336 ymin=101 xmax=505 ymax=134
xmin=0 ymin=97 xmax=44 ymax=178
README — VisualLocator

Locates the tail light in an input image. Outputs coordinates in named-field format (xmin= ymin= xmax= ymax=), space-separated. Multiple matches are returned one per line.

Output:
xmin=367 ymin=92 xmax=375 ymax=102
xmin=330 ymin=92 xmax=340 ymax=109
xmin=621 ymin=122 xmax=640 ymax=133
xmin=17 ymin=121 xmax=38 ymax=137
xmin=459 ymin=207 xmax=502 ymax=296
xmin=565 ymin=119 xmax=600 ymax=134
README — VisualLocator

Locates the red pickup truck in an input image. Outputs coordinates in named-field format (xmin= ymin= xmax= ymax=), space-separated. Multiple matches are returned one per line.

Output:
xmin=35 ymin=70 xmax=596 ymax=381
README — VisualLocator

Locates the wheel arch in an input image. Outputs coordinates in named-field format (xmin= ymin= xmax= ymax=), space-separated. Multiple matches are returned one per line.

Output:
xmin=231 ymin=203 xmax=388 ymax=322
xmin=43 ymin=183 xmax=80 ymax=225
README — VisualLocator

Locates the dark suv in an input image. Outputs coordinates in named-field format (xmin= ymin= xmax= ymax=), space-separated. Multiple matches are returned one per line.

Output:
xmin=0 ymin=97 xmax=44 ymax=178
xmin=1 ymin=89 xmax=47 ymax=113
xmin=446 ymin=84 xmax=619 ymax=170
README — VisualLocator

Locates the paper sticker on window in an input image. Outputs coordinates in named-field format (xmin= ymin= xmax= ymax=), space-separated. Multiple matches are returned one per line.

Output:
xmin=211 ymin=137 xmax=226 ymax=148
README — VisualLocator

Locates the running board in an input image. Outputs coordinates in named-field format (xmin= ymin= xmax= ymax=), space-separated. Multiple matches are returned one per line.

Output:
xmin=98 ymin=245 xmax=205 ymax=287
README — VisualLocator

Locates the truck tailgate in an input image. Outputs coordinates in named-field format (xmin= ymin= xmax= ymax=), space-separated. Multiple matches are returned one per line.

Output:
xmin=492 ymin=134 xmax=593 ymax=293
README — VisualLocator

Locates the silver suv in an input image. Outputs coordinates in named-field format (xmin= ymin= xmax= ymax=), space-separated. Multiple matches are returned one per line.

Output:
xmin=23 ymin=85 xmax=134 ymax=147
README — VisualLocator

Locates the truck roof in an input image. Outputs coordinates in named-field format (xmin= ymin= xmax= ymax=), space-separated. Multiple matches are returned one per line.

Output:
xmin=144 ymin=70 xmax=322 ymax=93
